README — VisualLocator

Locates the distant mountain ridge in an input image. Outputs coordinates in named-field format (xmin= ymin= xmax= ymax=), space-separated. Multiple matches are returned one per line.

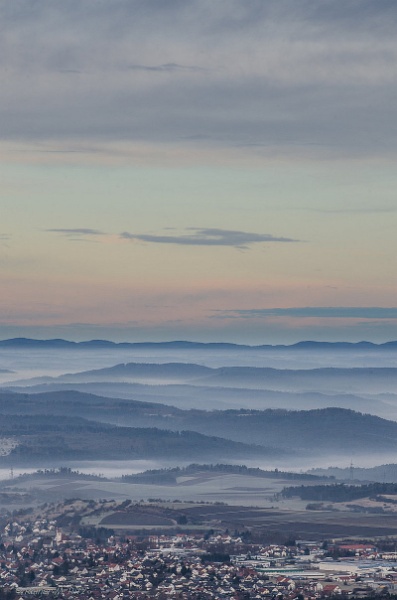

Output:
xmin=11 ymin=362 xmax=397 ymax=395
xmin=1 ymin=337 xmax=397 ymax=350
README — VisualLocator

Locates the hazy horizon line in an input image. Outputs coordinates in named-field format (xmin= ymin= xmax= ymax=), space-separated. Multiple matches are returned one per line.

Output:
xmin=1 ymin=337 xmax=396 ymax=348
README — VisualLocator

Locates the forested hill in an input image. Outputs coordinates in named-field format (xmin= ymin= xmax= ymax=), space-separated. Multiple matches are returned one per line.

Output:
xmin=121 ymin=463 xmax=328 ymax=484
xmin=2 ymin=390 xmax=397 ymax=457
xmin=309 ymin=464 xmax=397 ymax=483
xmin=0 ymin=413 xmax=284 ymax=465
xmin=282 ymin=482 xmax=397 ymax=502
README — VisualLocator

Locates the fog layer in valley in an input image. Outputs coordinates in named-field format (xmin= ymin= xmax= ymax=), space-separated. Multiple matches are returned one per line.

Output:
xmin=1 ymin=340 xmax=397 ymax=477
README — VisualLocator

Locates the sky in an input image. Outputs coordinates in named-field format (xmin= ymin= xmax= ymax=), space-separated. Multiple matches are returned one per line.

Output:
xmin=1 ymin=0 xmax=397 ymax=344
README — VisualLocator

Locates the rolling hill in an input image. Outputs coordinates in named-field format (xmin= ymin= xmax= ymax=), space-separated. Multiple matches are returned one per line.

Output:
xmin=1 ymin=390 xmax=397 ymax=459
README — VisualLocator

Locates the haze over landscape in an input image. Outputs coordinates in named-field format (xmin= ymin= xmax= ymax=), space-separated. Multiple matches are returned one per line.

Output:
xmin=1 ymin=3 xmax=397 ymax=597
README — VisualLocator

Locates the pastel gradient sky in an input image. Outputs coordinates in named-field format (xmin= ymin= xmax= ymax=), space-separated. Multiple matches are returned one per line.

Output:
xmin=1 ymin=0 xmax=396 ymax=343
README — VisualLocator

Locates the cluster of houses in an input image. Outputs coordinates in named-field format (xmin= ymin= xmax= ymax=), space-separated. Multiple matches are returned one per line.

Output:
xmin=1 ymin=515 xmax=397 ymax=598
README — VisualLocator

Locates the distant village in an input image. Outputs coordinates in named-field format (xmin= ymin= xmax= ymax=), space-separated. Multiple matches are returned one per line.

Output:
xmin=1 ymin=502 xmax=397 ymax=599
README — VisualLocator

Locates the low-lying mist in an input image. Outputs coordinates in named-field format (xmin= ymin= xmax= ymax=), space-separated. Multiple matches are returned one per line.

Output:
xmin=1 ymin=340 xmax=397 ymax=479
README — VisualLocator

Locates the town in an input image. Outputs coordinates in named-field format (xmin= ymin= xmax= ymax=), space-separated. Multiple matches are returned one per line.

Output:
xmin=1 ymin=500 xmax=397 ymax=599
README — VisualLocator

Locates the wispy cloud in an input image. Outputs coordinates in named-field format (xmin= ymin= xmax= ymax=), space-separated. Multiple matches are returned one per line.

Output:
xmin=121 ymin=228 xmax=298 ymax=249
xmin=46 ymin=228 xmax=105 ymax=237
xmin=0 ymin=234 xmax=11 ymax=250
xmin=44 ymin=227 xmax=297 ymax=249
xmin=215 ymin=307 xmax=397 ymax=319
xmin=304 ymin=207 xmax=397 ymax=215
xmin=127 ymin=62 xmax=204 ymax=73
